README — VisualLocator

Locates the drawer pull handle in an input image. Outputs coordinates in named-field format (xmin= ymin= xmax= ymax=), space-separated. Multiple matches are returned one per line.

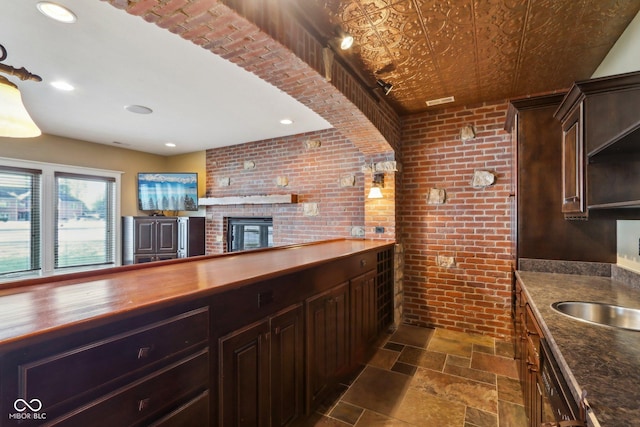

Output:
xmin=137 ymin=347 xmax=151 ymax=359
xmin=360 ymin=259 xmax=367 ymax=267
xmin=138 ymin=398 xmax=151 ymax=412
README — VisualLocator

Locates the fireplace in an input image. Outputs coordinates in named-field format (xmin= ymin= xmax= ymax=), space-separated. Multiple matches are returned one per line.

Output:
xmin=227 ymin=217 xmax=273 ymax=252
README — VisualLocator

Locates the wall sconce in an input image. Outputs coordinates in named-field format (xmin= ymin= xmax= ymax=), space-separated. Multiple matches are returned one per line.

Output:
xmin=368 ymin=172 xmax=384 ymax=199
xmin=0 ymin=44 xmax=42 ymax=138
xmin=376 ymin=79 xmax=393 ymax=95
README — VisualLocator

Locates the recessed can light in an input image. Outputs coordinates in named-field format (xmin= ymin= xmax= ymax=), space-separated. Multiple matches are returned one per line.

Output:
xmin=280 ymin=118 xmax=293 ymax=125
xmin=165 ymin=143 xmax=176 ymax=148
xmin=37 ymin=2 xmax=77 ymax=23
xmin=124 ymin=105 xmax=153 ymax=114
xmin=51 ymin=81 xmax=74 ymax=91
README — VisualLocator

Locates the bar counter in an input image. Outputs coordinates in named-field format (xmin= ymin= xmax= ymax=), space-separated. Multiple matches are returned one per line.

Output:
xmin=0 ymin=239 xmax=394 ymax=351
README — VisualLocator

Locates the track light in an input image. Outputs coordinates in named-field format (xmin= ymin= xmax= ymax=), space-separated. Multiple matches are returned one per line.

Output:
xmin=376 ymin=79 xmax=393 ymax=95
xmin=335 ymin=27 xmax=354 ymax=50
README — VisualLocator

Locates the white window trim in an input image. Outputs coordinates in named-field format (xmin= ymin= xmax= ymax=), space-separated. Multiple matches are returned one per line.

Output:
xmin=0 ymin=157 xmax=123 ymax=279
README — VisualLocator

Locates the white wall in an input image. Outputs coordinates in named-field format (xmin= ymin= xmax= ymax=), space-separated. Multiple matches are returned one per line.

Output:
xmin=617 ymin=221 xmax=640 ymax=273
xmin=592 ymin=10 xmax=640 ymax=78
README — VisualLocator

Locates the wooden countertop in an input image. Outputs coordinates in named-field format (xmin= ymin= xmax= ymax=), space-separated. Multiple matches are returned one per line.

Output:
xmin=516 ymin=270 xmax=640 ymax=427
xmin=0 ymin=239 xmax=394 ymax=351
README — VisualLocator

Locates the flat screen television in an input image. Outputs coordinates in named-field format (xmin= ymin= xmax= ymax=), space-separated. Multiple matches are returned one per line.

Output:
xmin=137 ymin=172 xmax=199 ymax=211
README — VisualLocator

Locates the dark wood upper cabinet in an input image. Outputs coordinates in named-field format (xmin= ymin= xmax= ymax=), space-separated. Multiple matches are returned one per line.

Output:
xmin=561 ymin=105 xmax=586 ymax=217
xmin=555 ymin=71 xmax=640 ymax=213
xmin=505 ymin=94 xmax=616 ymax=263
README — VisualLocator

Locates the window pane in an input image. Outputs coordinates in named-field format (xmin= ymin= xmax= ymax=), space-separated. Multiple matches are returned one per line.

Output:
xmin=0 ymin=167 xmax=41 ymax=276
xmin=55 ymin=174 xmax=115 ymax=269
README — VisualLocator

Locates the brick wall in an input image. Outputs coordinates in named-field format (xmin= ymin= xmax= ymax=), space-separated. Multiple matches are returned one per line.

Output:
xmin=400 ymin=101 xmax=514 ymax=339
xmin=204 ymin=129 xmax=368 ymax=253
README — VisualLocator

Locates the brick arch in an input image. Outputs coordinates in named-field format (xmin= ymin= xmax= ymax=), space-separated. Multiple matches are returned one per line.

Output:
xmin=106 ymin=0 xmax=399 ymax=157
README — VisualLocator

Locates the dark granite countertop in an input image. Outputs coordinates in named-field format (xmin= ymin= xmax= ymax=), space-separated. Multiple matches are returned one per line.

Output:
xmin=515 ymin=270 xmax=640 ymax=427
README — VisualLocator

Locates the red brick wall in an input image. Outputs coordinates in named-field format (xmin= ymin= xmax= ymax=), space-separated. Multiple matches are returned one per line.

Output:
xmin=204 ymin=129 xmax=367 ymax=253
xmin=400 ymin=101 xmax=514 ymax=339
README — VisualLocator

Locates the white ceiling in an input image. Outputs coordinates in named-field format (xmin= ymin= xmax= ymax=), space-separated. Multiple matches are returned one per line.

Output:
xmin=1 ymin=0 xmax=332 ymax=155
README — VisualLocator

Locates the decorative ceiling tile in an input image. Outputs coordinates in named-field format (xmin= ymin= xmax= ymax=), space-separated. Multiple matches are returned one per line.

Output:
xmin=303 ymin=0 xmax=640 ymax=114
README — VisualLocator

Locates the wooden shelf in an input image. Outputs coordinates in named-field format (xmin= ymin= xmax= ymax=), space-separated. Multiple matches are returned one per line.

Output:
xmin=198 ymin=194 xmax=298 ymax=206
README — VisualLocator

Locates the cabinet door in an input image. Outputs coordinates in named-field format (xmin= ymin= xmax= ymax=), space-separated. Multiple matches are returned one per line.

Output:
xmin=219 ymin=320 xmax=270 ymax=427
xmin=156 ymin=218 xmax=178 ymax=253
xmin=350 ymin=270 xmax=376 ymax=366
xmin=561 ymin=106 xmax=586 ymax=216
xmin=135 ymin=218 xmax=156 ymax=254
xmin=270 ymin=304 xmax=304 ymax=427
xmin=305 ymin=282 xmax=349 ymax=412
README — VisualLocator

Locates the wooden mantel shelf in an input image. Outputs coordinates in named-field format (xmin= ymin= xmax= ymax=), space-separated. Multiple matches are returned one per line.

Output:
xmin=198 ymin=194 xmax=298 ymax=206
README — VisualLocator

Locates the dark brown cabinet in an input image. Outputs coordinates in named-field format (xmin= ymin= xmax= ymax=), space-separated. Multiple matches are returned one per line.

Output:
xmin=218 ymin=303 xmax=304 ymax=427
xmin=561 ymin=105 xmax=585 ymax=217
xmin=1 ymin=304 xmax=210 ymax=426
xmin=505 ymin=95 xmax=616 ymax=263
xmin=555 ymin=71 xmax=640 ymax=214
xmin=350 ymin=269 xmax=377 ymax=366
xmin=122 ymin=216 xmax=179 ymax=264
xmin=305 ymin=282 xmax=350 ymax=412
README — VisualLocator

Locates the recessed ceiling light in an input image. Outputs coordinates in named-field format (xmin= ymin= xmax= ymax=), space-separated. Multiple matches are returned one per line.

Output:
xmin=165 ymin=142 xmax=176 ymax=148
xmin=340 ymin=34 xmax=354 ymax=50
xmin=124 ymin=105 xmax=153 ymax=114
xmin=280 ymin=118 xmax=293 ymax=125
xmin=37 ymin=2 xmax=77 ymax=23
xmin=50 ymin=81 xmax=74 ymax=91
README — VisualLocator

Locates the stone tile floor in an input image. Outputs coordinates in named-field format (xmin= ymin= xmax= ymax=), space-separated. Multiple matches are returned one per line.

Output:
xmin=305 ymin=324 xmax=527 ymax=426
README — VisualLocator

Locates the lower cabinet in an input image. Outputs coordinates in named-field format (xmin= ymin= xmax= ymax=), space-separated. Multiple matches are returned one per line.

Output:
xmin=1 ymin=304 xmax=210 ymax=426
xmin=219 ymin=303 xmax=304 ymax=427
xmin=305 ymin=282 xmax=350 ymax=412
xmin=350 ymin=270 xmax=377 ymax=366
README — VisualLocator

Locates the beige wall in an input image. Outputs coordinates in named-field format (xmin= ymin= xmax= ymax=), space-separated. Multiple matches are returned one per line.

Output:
xmin=0 ymin=133 xmax=206 ymax=216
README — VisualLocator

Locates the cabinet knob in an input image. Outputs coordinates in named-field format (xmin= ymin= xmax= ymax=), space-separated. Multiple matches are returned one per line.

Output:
xmin=360 ymin=259 xmax=367 ymax=267
xmin=137 ymin=347 xmax=151 ymax=359
xmin=138 ymin=398 xmax=151 ymax=412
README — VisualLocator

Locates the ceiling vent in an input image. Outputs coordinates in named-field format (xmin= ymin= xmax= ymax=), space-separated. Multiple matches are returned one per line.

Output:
xmin=426 ymin=96 xmax=455 ymax=107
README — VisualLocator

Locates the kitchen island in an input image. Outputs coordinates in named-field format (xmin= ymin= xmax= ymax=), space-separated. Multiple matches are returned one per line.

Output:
xmin=516 ymin=269 xmax=640 ymax=427
xmin=0 ymin=238 xmax=395 ymax=426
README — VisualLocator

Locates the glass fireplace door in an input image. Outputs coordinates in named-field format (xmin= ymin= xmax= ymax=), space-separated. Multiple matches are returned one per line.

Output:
xmin=227 ymin=217 xmax=273 ymax=252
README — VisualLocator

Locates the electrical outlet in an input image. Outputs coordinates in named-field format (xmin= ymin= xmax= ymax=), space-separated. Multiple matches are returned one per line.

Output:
xmin=375 ymin=226 xmax=385 ymax=233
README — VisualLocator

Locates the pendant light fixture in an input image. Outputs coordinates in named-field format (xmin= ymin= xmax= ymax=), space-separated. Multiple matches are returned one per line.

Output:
xmin=0 ymin=43 xmax=42 ymax=138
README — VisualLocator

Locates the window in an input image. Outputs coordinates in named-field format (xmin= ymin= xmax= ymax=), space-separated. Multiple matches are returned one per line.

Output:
xmin=227 ymin=217 xmax=273 ymax=252
xmin=0 ymin=158 xmax=121 ymax=280
xmin=55 ymin=173 xmax=116 ymax=269
xmin=0 ymin=166 xmax=41 ymax=275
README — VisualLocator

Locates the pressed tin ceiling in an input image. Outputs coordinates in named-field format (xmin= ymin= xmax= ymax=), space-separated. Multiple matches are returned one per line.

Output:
xmin=297 ymin=0 xmax=640 ymax=114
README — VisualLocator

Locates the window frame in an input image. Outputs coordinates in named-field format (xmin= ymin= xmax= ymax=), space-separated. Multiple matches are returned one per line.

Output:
xmin=0 ymin=157 xmax=122 ymax=280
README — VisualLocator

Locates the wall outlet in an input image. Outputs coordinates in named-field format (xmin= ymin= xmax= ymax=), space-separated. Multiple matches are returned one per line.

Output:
xmin=375 ymin=226 xmax=385 ymax=233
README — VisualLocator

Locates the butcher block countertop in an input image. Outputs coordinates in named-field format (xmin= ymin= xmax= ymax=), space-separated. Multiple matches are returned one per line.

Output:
xmin=516 ymin=270 xmax=640 ymax=427
xmin=0 ymin=239 xmax=394 ymax=351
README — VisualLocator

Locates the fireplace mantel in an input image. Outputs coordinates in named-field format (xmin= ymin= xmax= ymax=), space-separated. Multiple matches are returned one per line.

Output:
xmin=198 ymin=194 xmax=298 ymax=206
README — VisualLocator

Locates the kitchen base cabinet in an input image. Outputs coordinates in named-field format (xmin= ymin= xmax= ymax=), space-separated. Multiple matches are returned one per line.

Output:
xmin=514 ymin=278 xmax=585 ymax=427
xmin=218 ymin=303 xmax=304 ymax=427
xmin=305 ymin=282 xmax=350 ymax=413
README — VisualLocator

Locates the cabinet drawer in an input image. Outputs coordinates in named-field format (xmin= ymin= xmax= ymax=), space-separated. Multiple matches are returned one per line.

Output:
xmin=148 ymin=390 xmax=209 ymax=427
xmin=45 ymin=349 xmax=209 ymax=427
xmin=17 ymin=307 xmax=209 ymax=411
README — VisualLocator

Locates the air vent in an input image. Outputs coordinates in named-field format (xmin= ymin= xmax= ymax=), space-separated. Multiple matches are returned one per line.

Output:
xmin=426 ymin=96 xmax=455 ymax=107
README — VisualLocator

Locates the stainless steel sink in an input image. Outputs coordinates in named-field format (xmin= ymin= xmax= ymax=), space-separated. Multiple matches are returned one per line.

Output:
xmin=551 ymin=301 xmax=640 ymax=331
